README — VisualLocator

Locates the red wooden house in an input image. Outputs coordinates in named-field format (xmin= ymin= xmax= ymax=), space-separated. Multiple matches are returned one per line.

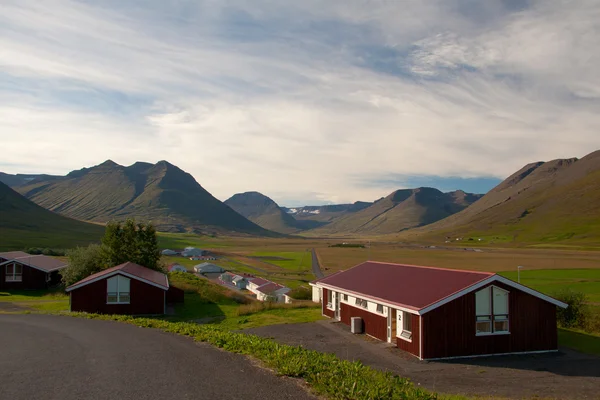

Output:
xmin=0 ymin=252 xmax=67 ymax=290
xmin=310 ymin=261 xmax=567 ymax=360
xmin=66 ymin=262 xmax=171 ymax=315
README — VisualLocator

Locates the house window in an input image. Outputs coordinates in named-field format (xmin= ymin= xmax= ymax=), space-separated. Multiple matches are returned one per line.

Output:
xmin=326 ymin=290 xmax=333 ymax=309
xmin=400 ymin=311 xmax=412 ymax=340
xmin=354 ymin=298 xmax=368 ymax=308
xmin=5 ymin=263 xmax=22 ymax=282
xmin=376 ymin=304 xmax=384 ymax=314
xmin=343 ymin=294 xmax=348 ymax=302
xmin=107 ymin=275 xmax=131 ymax=304
xmin=476 ymin=286 xmax=509 ymax=335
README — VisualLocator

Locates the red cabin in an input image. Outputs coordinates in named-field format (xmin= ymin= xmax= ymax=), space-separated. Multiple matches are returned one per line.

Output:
xmin=0 ymin=252 xmax=67 ymax=290
xmin=66 ymin=262 xmax=170 ymax=315
xmin=311 ymin=261 xmax=567 ymax=360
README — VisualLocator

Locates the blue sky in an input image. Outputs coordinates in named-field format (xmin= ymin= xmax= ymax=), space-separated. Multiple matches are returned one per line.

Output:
xmin=1 ymin=0 xmax=599 ymax=206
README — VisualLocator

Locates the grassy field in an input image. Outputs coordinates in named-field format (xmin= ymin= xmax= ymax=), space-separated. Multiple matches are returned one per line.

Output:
xmin=558 ymin=328 xmax=600 ymax=356
xmin=498 ymin=269 xmax=600 ymax=303
xmin=0 ymin=290 xmax=70 ymax=312
xmin=250 ymin=251 xmax=312 ymax=272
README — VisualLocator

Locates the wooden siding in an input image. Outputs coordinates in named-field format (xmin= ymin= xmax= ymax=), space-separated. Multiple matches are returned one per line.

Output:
xmin=70 ymin=274 xmax=165 ymax=315
xmin=340 ymin=302 xmax=387 ymax=341
xmin=397 ymin=314 xmax=421 ymax=358
xmin=0 ymin=262 xmax=49 ymax=290
xmin=322 ymin=288 xmax=335 ymax=318
xmin=166 ymin=286 xmax=185 ymax=303
xmin=422 ymin=281 xmax=558 ymax=359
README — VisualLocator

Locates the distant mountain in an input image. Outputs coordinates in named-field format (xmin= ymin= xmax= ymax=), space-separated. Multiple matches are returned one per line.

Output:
xmin=410 ymin=150 xmax=600 ymax=244
xmin=6 ymin=160 xmax=274 ymax=236
xmin=308 ymin=187 xmax=483 ymax=235
xmin=0 ymin=172 xmax=60 ymax=187
xmin=0 ymin=181 xmax=104 ymax=250
xmin=282 ymin=202 xmax=372 ymax=225
xmin=225 ymin=192 xmax=304 ymax=234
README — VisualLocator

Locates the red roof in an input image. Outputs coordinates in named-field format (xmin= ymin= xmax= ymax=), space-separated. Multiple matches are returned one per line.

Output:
xmin=66 ymin=262 xmax=169 ymax=291
xmin=0 ymin=251 xmax=31 ymax=261
xmin=0 ymin=254 xmax=67 ymax=272
xmin=256 ymin=282 xmax=285 ymax=295
xmin=249 ymin=277 xmax=270 ymax=287
xmin=315 ymin=261 xmax=493 ymax=311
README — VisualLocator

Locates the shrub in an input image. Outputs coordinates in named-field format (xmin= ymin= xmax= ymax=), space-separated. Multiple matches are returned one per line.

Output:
xmin=236 ymin=300 xmax=318 ymax=316
xmin=553 ymin=289 xmax=589 ymax=329
xmin=287 ymin=286 xmax=312 ymax=300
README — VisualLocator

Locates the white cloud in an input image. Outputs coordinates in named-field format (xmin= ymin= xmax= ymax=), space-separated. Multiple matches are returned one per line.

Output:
xmin=0 ymin=0 xmax=599 ymax=206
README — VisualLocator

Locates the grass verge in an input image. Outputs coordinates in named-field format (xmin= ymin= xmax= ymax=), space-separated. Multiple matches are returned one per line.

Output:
xmin=558 ymin=328 xmax=600 ymax=357
xmin=61 ymin=312 xmax=441 ymax=400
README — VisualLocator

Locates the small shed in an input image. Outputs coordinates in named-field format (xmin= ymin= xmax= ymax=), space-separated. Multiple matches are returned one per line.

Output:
xmin=0 ymin=252 xmax=67 ymax=290
xmin=232 ymin=275 xmax=249 ymax=290
xmin=194 ymin=262 xmax=224 ymax=274
xmin=167 ymin=263 xmax=187 ymax=273
xmin=182 ymin=248 xmax=206 ymax=257
xmin=161 ymin=249 xmax=178 ymax=256
xmin=66 ymin=262 xmax=169 ymax=315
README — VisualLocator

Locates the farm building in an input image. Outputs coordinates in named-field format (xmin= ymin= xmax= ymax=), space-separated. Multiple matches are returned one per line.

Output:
xmin=182 ymin=248 xmax=206 ymax=257
xmin=247 ymin=277 xmax=270 ymax=293
xmin=161 ymin=249 xmax=179 ymax=256
xmin=0 ymin=252 xmax=67 ymax=290
xmin=310 ymin=261 xmax=567 ymax=360
xmin=194 ymin=262 xmax=224 ymax=274
xmin=255 ymin=282 xmax=290 ymax=302
xmin=167 ymin=263 xmax=187 ymax=273
xmin=220 ymin=272 xmax=249 ymax=289
xmin=66 ymin=262 xmax=180 ymax=315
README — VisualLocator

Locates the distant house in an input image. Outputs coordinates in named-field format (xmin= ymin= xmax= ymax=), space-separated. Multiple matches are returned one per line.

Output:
xmin=193 ymin=262 xmax=224 ymax=274
xmin=161 ymin=249 xmax=178 ymax=256
xmin=167 ymin=263 xmax=187 ymax=273
xmin=0 ymin=252 xmax=67 ymax=290
xmin=219 ymin=272 xmax=249 ymax=289
xmin=247 ymin=277 xmax=270 ymax=293
xmin=310 ymin=261 xmax=568 ymax=360
xmin=66 ymin=262 xmax=171 ymax=315
xmin=182 ymin=248 xmax=206 ymax=257
xmin=255 ymin=282 xmax=290 ymax=302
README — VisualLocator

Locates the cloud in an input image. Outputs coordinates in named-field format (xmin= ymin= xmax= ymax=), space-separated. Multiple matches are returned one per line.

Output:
xmin=0 ymin=0 xmax=599 ymax=206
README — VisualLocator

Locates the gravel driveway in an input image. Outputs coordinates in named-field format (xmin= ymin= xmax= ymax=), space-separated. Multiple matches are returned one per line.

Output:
xmin=246 ymin=320 xmax=600 ymax=399
xmin=0 ymin=315 xmax=315 ymax=400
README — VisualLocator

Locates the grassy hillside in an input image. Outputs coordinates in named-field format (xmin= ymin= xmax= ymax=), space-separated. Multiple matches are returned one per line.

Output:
xmin=0 ymin=181 xmax=104 ymax=250
xmin=307 ymin=188 xmax=482 ymax=236
xmin=225 ymin=192 xmax=303 ymax=234
xmin=10 ymin=160 xmax=274 ymax=236
xmin=404 ymin=151 xmax=600 ymax=246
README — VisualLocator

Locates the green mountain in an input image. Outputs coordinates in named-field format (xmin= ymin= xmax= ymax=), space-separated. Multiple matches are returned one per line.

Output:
xmin=308 ymin=187 xmax=483 ymax=235
xmin=0 ymin=181 xmax=104 ymax=250
xmin=409 ymin=150 xmax=600 ymax=245
xmin=224 ymin=192 xmax=305 ymax=234
xmin=8 ymin=160 xmax=273 ymax=236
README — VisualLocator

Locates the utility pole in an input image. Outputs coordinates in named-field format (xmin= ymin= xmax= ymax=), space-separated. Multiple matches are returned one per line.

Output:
xmin=518 ymin=265 xmax=523 ymax=283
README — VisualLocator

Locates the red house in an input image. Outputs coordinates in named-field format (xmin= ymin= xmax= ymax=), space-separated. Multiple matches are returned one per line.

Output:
xmin=66 ymin=262 xmax=170 ymax=315
xmin=310 ymin=261 xmax=567 ymax=360
xmin=0 ymin=252 xmax=67 ymax=290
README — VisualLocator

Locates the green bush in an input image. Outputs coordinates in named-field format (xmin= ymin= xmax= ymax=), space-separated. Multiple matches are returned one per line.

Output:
xmin=62 ymin=313 xmax=438 ymax=400
xmin=287 ymin=286 xmax=312 ymax=300
xmin=553 ymin=289 xmax=589 ymax=328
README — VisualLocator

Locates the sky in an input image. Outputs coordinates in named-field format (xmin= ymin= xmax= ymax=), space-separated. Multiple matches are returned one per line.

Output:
xmin=1 ymin=1 xmax=599 ymax=206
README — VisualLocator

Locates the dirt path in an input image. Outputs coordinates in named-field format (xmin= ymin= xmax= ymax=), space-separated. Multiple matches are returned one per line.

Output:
xmin=245 ymin=321 xmax=600 ymax=400
xmin=311 ymin=249 xmax=324 ymax=279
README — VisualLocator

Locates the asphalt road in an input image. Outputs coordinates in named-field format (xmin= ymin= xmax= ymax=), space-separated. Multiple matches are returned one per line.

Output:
xmin=0 ymin=315 xmax=315 ymax=400
xmin=311 ymin=249 xmax=324 ymax=279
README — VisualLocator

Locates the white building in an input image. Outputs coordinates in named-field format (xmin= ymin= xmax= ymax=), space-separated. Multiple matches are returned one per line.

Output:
xmin=194 ymin=262 xmax=224 ymax=274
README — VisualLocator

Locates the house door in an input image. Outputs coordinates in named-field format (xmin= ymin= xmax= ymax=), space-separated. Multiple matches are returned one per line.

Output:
xmin=334 ymin=293 xmax=341 ymax=320
xmin=387 ymin=308 xmax=397 ymax=343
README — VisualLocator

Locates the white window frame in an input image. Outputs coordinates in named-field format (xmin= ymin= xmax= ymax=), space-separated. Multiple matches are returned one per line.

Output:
xmin=5 ymin=263 xmax=23 ymax=282
xmin=355 ymin=298 xmax=368 ymax=309
xmin=476 ymin=285 xmax=510 ymax=336
xmin=107 ymin=275 xmax=131 ymax=305
xmin=326 ymin=290 xmax=334 ymax=310
xmin=399 ymin=310 xmax=413 ymax=342
xmin=376 ymin=304 xmax=384 ymax=314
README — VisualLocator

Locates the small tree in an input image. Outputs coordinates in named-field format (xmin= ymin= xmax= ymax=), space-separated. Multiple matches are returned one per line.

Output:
xmin=61 ymin=244 xmax=105 ymax=287
xmin=101 ymin=218 xmax=162 ymax=271
xmin=553 ymin=289 xmax=589 ymax=328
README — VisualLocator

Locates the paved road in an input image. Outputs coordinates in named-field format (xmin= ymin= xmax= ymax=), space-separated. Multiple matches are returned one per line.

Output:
xmin=0 ymin=315 xmax=314 ymax=400
xmin=311 ymin=249 xmax=324 ymax=279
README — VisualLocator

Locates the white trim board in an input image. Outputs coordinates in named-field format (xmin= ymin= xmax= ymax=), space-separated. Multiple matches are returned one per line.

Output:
xmin=66 ymin=270 xmax=169 ymax=292
xmin=424 ymin=349 xmax=559 ymax=361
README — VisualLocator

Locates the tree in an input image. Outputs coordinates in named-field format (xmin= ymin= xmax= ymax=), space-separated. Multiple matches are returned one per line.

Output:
xmin=101 ymin=218 xmax=162 ymax=271
xmin=61 ymin=244 xmax=105 ymax=286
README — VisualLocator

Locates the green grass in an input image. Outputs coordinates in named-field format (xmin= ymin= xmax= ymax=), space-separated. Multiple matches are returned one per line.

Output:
xmin=0 ymin=290 xmax=68 ymax=302
xmin=498 ymin=269 xmax=600 ymax=303
xmin=558 ymin=328 xmax=600 ymax=356
xmin=157 ymin=232 xmax=230 ymax=250
xmin=251 ymin=251 xmax=312 ymax=272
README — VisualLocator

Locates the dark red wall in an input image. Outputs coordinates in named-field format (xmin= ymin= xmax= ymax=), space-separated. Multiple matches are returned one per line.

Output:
xmin=322 ymin=288 xmax=335 ymax=318
xmin=422 ymin=281 xmax=558 ymax=359
xmin=71 ymin=274 xmax=165 ymax=315
xmin=166 ymin=286 xmax=184 ymax=303
xmin=397 ymin=314 xmax=421 ymax=358
xmin=0 ymin=262 xmax=49 ymax=290
xmin=340 ymin=302 xmax=387 ymax=341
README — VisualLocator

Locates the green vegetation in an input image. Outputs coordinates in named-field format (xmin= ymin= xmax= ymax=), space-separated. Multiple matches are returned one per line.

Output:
xmin=0 ymin=290 xmax=69 ymax=312
xmin=251 ymin=251 xmax=312 ymax=271
xmin=0 ymin=181 xmax=103 ymax=251
xmin=61 ymin=313 xmax=440 ymax=400
xmin=329 ymin=243 xmax=365 ymax=248
xmin=236 ymin=301 xmax=318 ymax=316
xmin=157 ymin=232 xmax=230 ymax=250
xmin=287 ymin=286 xmax=312 ymax=300
xmin=498 ymin=269 xmax=600 ymax=303
xmin=558 ymin=329 xmax=600 ymax=357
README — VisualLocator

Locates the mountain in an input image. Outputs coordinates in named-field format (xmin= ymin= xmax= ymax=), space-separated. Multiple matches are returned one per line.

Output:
xmin=283 ymin=202 xmax=372 ymax=225
xmin=308 ymin=187 xmax=483 ymax=235
xmin=7 ymin=160 xmax=274 ymax=236
xmin=225 ymin=192 xmax=304 ymax=234
xmin=408 ymin=151 xmax=600 ymax=245
xmin=0 ymin=181 xmax=104 ymax=250
xmin=0 ymin=172 xmax=60 ymax=187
